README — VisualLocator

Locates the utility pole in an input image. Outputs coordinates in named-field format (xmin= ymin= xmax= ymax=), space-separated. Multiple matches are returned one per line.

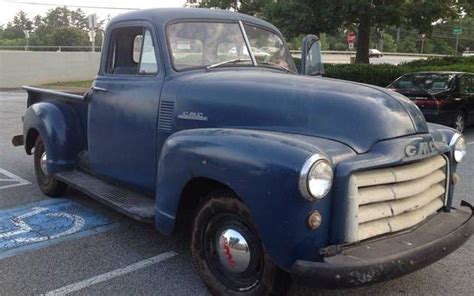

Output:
xmin=455 ymin=34 xmax=460 ymax=56
xmin=396 ymin=27 xmax=400 ymax=52
xmin=420 ymin=33 xmax=426 ymax=54
xmin=453 ymin=28 xmax=462 ymax=56
xmin=23 ymin=30 xmax=30 ymax=51
xmin=379 ymin=29 xmax=384 ymax=52
xmin=88 ymin=14 xmax=97 ymax=52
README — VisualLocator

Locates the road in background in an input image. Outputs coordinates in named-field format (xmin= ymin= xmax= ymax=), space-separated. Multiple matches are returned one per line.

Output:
xmin=321 ymin=53 xmax=428 ymax=65
xmin=296 ymin=50 xmax=442 ymax=65
xmin=0 ymin=91 xmax=472 ymax=295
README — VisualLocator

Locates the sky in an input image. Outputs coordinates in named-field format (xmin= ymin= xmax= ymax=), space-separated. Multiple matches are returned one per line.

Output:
xmin=0 ymin=0 xmax=187 ymax=26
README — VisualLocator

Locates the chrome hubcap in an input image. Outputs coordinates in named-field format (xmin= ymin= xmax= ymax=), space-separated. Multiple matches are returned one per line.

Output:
xmin=40 ymin=151 xmax=48 ymax=175
xmin=455 ymin=115 xmax=464 ymax=132
xmin=216 ymin=229 xmax=250 ymax=273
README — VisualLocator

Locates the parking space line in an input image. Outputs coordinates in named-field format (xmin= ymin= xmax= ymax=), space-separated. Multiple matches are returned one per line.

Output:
xmin=0 ymin=168 xmax=30 ymax=190
xmin=468 ymin=141 xmax=474 ymax=146
xmin=44 ymin=251 xmax=178 ymax=296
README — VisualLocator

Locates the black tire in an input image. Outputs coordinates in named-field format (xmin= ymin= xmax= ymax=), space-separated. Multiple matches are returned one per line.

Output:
xmin=453 ymin=111 xmax=466 ymax=133
xmin=33 ymin=136 xmax=68 ymax=197
xmin=191 ymin=192 xmax=291 ymax=296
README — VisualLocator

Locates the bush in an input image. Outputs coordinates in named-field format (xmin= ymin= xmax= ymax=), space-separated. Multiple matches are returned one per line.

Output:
xmin=400 ymin=56 xmax=474 ymax=68
xmin=320 ymin=56 xmax=474 ymax=87
xmin=324 ymin=64 xmax=405 ymax=87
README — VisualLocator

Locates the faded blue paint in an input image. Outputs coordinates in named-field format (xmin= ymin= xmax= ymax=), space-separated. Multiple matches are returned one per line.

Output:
xmin=19 ymin=8 xmax=462 ymax=272
xmin=0 ymin=199 xmax=112 ymax=253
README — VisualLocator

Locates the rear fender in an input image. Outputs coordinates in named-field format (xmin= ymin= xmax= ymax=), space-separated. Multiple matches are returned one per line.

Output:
xmin=23 ymin=102 xmax=85 ymax=174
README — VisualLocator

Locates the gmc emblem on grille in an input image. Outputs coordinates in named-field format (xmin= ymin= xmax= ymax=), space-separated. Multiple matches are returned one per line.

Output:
xmin=405 ymin=141 xmax=436 ymax=158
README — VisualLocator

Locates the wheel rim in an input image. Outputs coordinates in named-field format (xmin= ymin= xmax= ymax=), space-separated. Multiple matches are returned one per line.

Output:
xmin=455 ymin=114 xmax=465 ymax=132
xmin=204 ymin=214 xmax=263 ymax=291
xmin=40 ymin=151 xmax=48 ymax=175
xmin=216 ymin=228 xmax=251 ymax=273
xmin=35 ymin=141 xmax=51 ymax=186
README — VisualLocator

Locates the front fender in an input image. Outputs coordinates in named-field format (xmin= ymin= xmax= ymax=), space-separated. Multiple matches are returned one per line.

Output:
xmin=155 ymin=128 xmax=355 ymax=269
xmin=23 ymin=102 xmax=85 ymax=174
xmin=427 ymin=122 xmax=458 ymax=145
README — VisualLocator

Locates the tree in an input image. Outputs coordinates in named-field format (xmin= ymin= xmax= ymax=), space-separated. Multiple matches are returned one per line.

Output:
xmin=71 ymin=9 xmax=89 ymax=30
xmin=42 ymin=7 xmax=71 ymax=28
xmin=201 ymin=0 xmax=469 ymax=63
xmin=200 ymin=0 xmax=271 ymax=16
xmin=50 ymin=27 xmax=89 ymax=47
xmin=398 ymin=36 xmax=417 ymax=53
xmin=37 ymin=7 xmax=102 ymax=49
xmin=371 ymin=33 xmax=397 ymax=52
xmin=2 ymin=11 xmax=33 ymax=39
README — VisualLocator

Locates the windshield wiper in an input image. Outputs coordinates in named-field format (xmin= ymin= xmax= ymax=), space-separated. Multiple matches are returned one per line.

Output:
xmin=257 ymin=62 xmax=293 ymax=73
xmin=206 ymin=59 xmax=252 ymax=70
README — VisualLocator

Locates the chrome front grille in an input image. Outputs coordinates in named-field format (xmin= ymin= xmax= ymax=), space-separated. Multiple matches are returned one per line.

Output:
xmin=345 ymin=155 xmax=448 ymax=243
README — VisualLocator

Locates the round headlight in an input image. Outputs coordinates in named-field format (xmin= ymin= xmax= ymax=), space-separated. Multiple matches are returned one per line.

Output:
xmin=452 ymin=134 xmax=467 ymax=163
xmin=299 ymin=156 xmax=333 ymax=201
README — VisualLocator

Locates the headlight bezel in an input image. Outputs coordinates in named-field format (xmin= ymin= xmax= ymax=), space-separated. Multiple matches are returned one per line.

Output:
xmin=299 ymin=154 xmax=334 ymax=201
xmin=449 ymin=133 xmax=467 ymax=163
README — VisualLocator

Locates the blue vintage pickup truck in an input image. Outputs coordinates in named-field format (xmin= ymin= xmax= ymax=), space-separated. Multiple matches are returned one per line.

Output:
xmin=12 ymin=8 xmax=473 ymax=295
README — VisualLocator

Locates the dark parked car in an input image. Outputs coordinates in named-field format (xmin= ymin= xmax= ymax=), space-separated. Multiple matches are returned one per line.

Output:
xmin=388 ymin=72 xmax=474 ymax=132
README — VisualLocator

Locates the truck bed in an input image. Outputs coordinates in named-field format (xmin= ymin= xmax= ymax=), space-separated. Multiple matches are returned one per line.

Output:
xmin=23 ymin=86 xmax=87 ymax=107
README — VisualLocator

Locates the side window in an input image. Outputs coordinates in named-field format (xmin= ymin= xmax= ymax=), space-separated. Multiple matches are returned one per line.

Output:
xmin=243 ymin=25 xmax=287 ymax=65
xmin=107 ymin=26 xmax=158 ymax=75
xmin=139 ymin=30 xmax=158 ymax=74
xmin=459 ymin=76 xmax=472 ymax=94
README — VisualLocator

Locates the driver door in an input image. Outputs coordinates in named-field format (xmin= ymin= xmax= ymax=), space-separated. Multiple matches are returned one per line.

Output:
xmin=87 ymin=23 xmax=163 ymax=193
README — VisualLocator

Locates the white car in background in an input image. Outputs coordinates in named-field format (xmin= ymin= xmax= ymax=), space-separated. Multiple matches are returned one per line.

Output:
xmin=463 ymin=51 xmax=474 ymax=57
xmin=228 ymin=46 xmax=271 ymax=59
xmin=369 ymin=49 xmax=383 ymax=58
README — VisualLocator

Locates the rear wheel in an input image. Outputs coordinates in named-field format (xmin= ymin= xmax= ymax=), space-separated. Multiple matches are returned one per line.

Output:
xmin=191 ymin=193 xmax=291 ymax=295
xmin=453 ymin=111 xmax=466 ymax=133
xmin=33 ymin=136 xmax=68 ymax=196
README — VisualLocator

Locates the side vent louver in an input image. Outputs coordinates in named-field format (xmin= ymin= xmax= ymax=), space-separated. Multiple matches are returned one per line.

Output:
xmin=158 ymin=101 xmax=175 ymax=132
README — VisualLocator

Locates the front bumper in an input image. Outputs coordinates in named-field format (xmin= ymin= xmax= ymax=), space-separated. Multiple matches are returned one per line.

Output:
xmin=291 ymin=201 xmax=473 ymax=288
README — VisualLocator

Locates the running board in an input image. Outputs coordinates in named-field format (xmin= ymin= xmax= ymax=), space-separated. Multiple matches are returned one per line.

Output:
xmin=55 ymin=170 xmax=154 ymax=223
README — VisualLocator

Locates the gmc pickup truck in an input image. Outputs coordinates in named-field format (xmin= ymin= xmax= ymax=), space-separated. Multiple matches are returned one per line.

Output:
xmin=12 ymin=8 xmax=472 ymax=295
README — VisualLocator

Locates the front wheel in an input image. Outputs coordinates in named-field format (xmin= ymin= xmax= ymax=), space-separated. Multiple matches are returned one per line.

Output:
xmin=191 ymin=193 xmax=291 ymax=295
xmin=34 ymin=136 xmax=68 ymax=196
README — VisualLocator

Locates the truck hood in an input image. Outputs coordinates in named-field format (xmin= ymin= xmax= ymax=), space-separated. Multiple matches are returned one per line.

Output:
xmin=173 ymin=70 xmax=428 ymax=153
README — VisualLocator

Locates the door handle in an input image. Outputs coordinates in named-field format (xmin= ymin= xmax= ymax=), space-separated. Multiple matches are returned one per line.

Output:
xmin=453 ymin=97 xmax=462 ymax=101
xmin=92 ymin=86 xmax=107 ymax=92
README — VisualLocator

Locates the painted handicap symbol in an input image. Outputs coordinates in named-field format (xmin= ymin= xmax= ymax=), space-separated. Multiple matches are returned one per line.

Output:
xmin=0 ymin=168 xmax=30 ymax=190
xmin=0 ymin=207 xmax=85 ymax=243
xmin=0 ymin=199 xmax=112 ymax=253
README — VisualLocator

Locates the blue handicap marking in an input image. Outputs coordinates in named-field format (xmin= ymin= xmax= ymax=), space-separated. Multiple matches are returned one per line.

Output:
xmin=0 ymin=199 xmax=114 ymax=256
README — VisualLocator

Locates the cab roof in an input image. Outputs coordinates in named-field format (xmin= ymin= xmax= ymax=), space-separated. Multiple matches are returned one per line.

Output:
xmin=109 ymin=8 xmax=279 ymax=33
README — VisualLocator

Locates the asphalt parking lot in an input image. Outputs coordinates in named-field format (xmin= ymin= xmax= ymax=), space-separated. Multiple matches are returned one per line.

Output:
xmin=0 ymin=90 xmax=472 ymax=295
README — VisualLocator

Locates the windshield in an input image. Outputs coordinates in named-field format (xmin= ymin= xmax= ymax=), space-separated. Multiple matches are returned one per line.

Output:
xmin=167 ymin=21 xmax=296 ymax=72
xmin=390 ymin=73 xmax=455 ymax=92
